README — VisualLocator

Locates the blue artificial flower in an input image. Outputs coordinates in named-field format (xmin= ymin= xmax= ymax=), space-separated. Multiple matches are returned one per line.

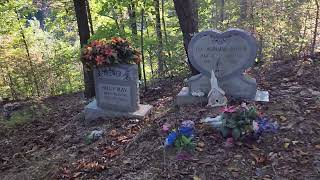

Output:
xmin=165 ymin=131 xmax=178 ymax=146
xmin=179 ymin=127 xmax=194 ymax=137
xmin=256 ymin=117 xmax=279 ymax=134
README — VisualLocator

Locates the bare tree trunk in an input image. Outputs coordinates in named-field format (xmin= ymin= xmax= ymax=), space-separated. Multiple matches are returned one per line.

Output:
xmin=219 ymin=0 xmax=225 ymax=27
xmin=154 ymin=0 xmax=164 ymax=75
xmin=111 ymin=9 xmax=124 ymax=35
xmin=173 ymin=0 xmax=199 ymax=75
xmin=161 ymin=0 xmax=172 ymax=59
xmin=146 ymin=23 xmax=154 ymax=77
xmin=193 ymin=0 xmax=199 ymax=29
xmin=128 ymin=0 xmax=138 ymax=39
xmin=15 ymin=10 xmax=40 ymax=97
xmin=311 ymin=0 xmax=319 ymax=55
xmin=141 ymin=1 xmax=147 ymax=91
xmin=299 ymin=15 xmax=309 ymax=56
xmin=128 ymin=0 xmax=142 ymax=80
xmin=85 ymin=0 xmax=94 ymax=34
xmin=239 ymin=0 xmax=247 ymax=21
xmin=73 ymin=0 xmax=95 ymax=98
xmin=6 ymin=69 xmax=17 ymax=100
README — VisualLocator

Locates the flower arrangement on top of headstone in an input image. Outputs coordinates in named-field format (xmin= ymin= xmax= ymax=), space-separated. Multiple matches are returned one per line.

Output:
xmin=82 ymin=37 xmax=141 ymax=112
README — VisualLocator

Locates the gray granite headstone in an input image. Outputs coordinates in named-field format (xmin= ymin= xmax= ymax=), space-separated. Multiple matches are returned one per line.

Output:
xmin=177 ymin=28 xmax=266 ymax=105
xmin=94 ymin=64 xmax=139 ymax=112
xmin=85 ymin=64 xmax=152 ymax=120
xmin=188 ymin=28 xmax=257 ymax=99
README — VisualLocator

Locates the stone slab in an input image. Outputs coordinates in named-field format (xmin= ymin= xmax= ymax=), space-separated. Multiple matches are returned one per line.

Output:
xmin=85 ymin=99 xmax=153 ymax=121
xmin=176 ymin=87 xmax=208 ymax=105
xmin=219 ymin=74 xmax=257 ymax=99
xmin=176 ymin=87 xmax=269 ymax=106
xmin=187 ymin=74 xmax=211 ymax=94
xmin=255 ymin=90 xmax=269 ymax=102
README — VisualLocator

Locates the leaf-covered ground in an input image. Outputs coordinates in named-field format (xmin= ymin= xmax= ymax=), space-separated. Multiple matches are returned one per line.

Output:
xmin=0 ymin=58 xmax=320 ymax=179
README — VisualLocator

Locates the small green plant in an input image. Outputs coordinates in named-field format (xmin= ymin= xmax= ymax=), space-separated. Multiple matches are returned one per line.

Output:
xmin=174 ymin=134 xmax=195 ymax=151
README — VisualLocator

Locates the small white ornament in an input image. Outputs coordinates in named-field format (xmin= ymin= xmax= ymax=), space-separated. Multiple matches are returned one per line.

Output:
xmin=207 ymin=70 xmax=228 ymax=107
xmin=191 ymin=90 xmax=205 ymax=97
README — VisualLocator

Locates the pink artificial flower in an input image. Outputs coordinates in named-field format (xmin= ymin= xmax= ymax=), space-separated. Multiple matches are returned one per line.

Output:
xmin=104 ymin=47 xmax=113 ymax=57
xmin=95 ymin=55 xmax=105 ymax=65
xmin=162 ymin=123 xmax=171 ymax=133
xmin=224 ymin=137 xmax=234 ymax=148
xmin=241 ymin=102 xmax=249 ymax=110
xmin=252 ymin=120 xmax=259 ymax=132
xmin=220 ymin=106 xmax=237 ymax=113
xmin=85 ymin=54 xmax=93 ymax=60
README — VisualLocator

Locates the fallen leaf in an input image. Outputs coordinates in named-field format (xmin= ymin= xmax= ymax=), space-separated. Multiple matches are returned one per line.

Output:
xmin=72 ymin=172 xmax=82 ymax=178
xmin=283 ymin=138 xmax=291 ymax=142
xmin=193 ymin=176 xmax=201 ymax=180
xmin=109 ymin=129 xmax=118 ymax=137
xmin=232 ymin=171 xmax=240 ymax=178
xmin=103 ymin=146 xmax=121 ymax=158
xmin=250 ymin=152 xmax=266 ymax=164
xmin=284 ymin=143 xmax=290 ymax=149
xmin=196 ymin=147 xmax=204 ymax=152
xmin=117 ymin=135 xmax=128 ymax=142
xmin=280 ymin=116 xmax=287 ymax=121
xmin=197 ymin=142 xmax=205 ymax=148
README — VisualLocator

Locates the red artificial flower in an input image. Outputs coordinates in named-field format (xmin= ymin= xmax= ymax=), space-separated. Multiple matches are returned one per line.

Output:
xmin=220 ymin=106 xmax=237 ymax=113
xmin=95 ymin=55 xmax=105 ymax=65
xmin=92 ymin=40 xmax=101 ymax=46
xmin=111 ymin=37 xmax=125 ymax=44
xmin=85 ymin=54 xmax=93 ymax=61
xmin=104 ymin=47 xmax=113 ymax=57
xmin=86 ymin=46 xmax=93 ymax=54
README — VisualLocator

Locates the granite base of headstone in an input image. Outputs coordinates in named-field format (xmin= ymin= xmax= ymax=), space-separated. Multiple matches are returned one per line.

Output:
xmin=85 ymin=100 xmax=152 ymax=121
xmin=84 ymin=64 xmax=152 ymax=120
xmin=176 ymin=28 xmax=269 ymax=106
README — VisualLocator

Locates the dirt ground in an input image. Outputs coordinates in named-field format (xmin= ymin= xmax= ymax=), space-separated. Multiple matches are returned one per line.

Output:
xmin=0 ymin=58 xmax=320 ymax=180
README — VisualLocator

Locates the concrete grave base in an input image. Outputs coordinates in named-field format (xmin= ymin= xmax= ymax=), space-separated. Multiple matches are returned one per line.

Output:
xmin=176 ymin=87 xmax=269 ymax=106
xmin=85 ymin=99 xmax=153 ymax=121
xmin=176 ymin=87 xmax=208 ymax=105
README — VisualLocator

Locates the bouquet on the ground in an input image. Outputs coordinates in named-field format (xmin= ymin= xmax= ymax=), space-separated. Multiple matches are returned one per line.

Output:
xmin=81 ymin=37 xmax=141 ymax=68
xmin=164 ymin=120 xmax=196 ymax=151
xmin=219 ymin=105 xmax=278 ymax=140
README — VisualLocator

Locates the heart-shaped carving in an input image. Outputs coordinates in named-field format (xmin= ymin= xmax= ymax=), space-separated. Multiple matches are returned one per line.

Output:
xmin=188 ymin=28 xmax=257 ymax=79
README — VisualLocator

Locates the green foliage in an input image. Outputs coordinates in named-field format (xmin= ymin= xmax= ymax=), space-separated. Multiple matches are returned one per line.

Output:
xmin=174 ymin=135 xmax=195 ymax=151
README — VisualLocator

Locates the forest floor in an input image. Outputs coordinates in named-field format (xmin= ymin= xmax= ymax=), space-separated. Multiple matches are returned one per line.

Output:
xmin=0 ymin=58 xmax=320 ymax=180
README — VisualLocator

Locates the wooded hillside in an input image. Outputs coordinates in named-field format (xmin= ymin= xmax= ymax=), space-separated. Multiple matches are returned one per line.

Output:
xmin=0 ymin=0 xmax=319 ymax=100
